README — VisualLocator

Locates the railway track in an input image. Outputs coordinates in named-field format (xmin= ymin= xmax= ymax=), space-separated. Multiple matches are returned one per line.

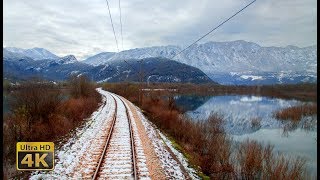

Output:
xmin=29 ymin=89 xmax=192 ymax=179
xmin=92 ymin=94 xmax=138 ymax=180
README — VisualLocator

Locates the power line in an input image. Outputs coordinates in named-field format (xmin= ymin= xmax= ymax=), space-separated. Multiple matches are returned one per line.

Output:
xmin=116 ymin=0 xmax=137 ymax=72
xmin=104 ymin=0 xmax=119 ymax=52
xmin=102 ymin=0 xmax=139 ymax=80
xmin=119 ymin=0 xmax=124 ymax=51
xmin=171 ymin=0 xmax=256 ymax=60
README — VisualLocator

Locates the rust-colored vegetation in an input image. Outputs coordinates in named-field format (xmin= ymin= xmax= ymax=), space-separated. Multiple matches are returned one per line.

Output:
xmin=3 ymin=75 xmax=101 ymax=178
xmin=274 ymin=103 xmax=317 ymax=121
xmin=237 ymin=140 xmax=306 ymax=179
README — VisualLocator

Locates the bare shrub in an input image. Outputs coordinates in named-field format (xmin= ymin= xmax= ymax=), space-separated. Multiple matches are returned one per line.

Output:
xmin=48 ymin=114 xmax=73 ymax=136
xmin=139 ymin=95 xmax=234 ymax=178
xmin=103 ymin=82 xmax=140 ymax=104
xmin=237 ymin=140 xmax=307 ymax=179
xmin=237 ymin=140 xmax=264 ymax=178
xmin=9 ymin=80 xmax=62 ymax=129
xmin=274 ymin=103 xmax=317 ymax=121
xmin=58 ymin=97 xmax=99 ymax=124
xmin=251 ymin=117 xmax=262 ymax=129
xmin=4 ymin=78 xmax=101 ymax=179
xmin=68 ymin=75 xmax=97 ymax=98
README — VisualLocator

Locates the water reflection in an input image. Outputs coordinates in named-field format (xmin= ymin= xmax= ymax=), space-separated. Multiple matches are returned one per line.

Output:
xmin=179 ymin=94 xmax=317 ymax=176
xmin=281 ymin=116 xmax=317 ymax=137
xmin=174 ymin=95 xmax=211 ymax=112
xmin=184 ymin=95 xmax=316 ymax=135
xmin=232 ymin=128 xmax=317 ymax=176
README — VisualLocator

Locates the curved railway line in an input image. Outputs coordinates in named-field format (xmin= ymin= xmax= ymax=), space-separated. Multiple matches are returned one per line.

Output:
xmin=29 ymin=89 xmax=194 ymax=179
xmin=92 ymin=94 xmax=138 ymax=180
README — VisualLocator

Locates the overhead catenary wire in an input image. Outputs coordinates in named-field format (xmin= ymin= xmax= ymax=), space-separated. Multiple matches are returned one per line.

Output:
xmin=117 ymin=0 xmax=138 ymax=73
xmin=104 ymin=0 xmax=119 ymax=52
xmin=119 ymin=0 xmax=124 ymax=51
xmin=104 ymin=0 xmax=138 ymax=73
xmin=171 ymin=0 xmax=256 ymax=60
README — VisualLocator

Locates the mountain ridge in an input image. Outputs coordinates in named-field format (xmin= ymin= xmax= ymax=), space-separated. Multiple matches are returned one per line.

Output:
xmin=80 ymin=40 xmax=316 ymax=84
xmin=4 ymin=40 xmax=317 ymax=84
xmin=3 ymin=54 xmax=214 ymax=84
xmin=4 ymin=47 xmax=59 ymax=60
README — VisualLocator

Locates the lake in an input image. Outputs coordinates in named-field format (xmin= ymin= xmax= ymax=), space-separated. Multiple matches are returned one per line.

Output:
xmin=175 ymin=95 xmax=317 ymax=176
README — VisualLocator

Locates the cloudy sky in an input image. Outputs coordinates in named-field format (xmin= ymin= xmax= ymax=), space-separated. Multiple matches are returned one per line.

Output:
xmin=4 ymin=0 xmax=317 ymax=60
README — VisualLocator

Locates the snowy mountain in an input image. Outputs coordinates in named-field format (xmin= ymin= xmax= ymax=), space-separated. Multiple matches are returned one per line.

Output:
xmin=3 ymin=48 xmax=29 ymax=60
xmin=82 ymin=52 xmax=116 ymax=65
xmin=57 ymin=55 xmax=78 ymax=64
xmin=4 ymin=47 xmax=59 ymax=60
xmin=92 ymin=57 xmax=213 ymax=83
xmin=3 ymin=54 xmax=214 ymax=84
xmin=4 ymin=40 xmax=316 ymax=85
xmin=83 ymin=40 xmax=317 ymax=85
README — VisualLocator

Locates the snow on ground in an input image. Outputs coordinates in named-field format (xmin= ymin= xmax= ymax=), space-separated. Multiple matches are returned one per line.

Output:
xmin=133 ymin=105 xmax=200 ymax=179
xmin=158 ymin=132 xmax=200 ymax=179
xmin=30 ymin=88 xmax=115 ymax=179
xmin=136 ymin=110 xmax=185 ymax=179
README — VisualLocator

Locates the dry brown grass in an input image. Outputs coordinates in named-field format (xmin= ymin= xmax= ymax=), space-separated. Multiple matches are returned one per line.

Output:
xmin=274 ymin=103 xmax=317 ymax=121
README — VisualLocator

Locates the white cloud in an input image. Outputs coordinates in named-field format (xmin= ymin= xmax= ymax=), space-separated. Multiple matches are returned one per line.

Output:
xmin=4 ymin=0 xmax=317 ymax=59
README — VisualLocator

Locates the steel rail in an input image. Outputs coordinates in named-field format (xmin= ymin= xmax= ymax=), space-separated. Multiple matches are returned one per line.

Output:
xmin=92 ymin=93 xmax=138 ymax=180
xmin=118 ymin=96 xmax=138 ymax=180
xmin=92 ymin=95 xmax=117 ymax=180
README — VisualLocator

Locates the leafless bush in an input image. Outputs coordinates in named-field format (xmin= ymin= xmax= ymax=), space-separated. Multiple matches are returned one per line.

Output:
xmin=274 ymin=103 xmax=317 ymax=121
xmin=68 ymin=74 xmax=98 ymax=98
xmin=9 ymin=80 xmax=62 ymax=132
xmin=251 ymin=117 xmax=262 ymax=129
xmin=236 ymin=140 xmax=307 ymax=179
xmin=4 ymin=78 xmax=101 ymax=179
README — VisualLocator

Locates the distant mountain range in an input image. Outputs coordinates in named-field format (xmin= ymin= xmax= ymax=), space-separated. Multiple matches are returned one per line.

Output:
xmin=3 ymin=48 xmax=213 ymax=84
xmin=81 ymin=40 xmax=317 ymax=85
xmin=3 ymin=40 xmax=317 ymax=84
